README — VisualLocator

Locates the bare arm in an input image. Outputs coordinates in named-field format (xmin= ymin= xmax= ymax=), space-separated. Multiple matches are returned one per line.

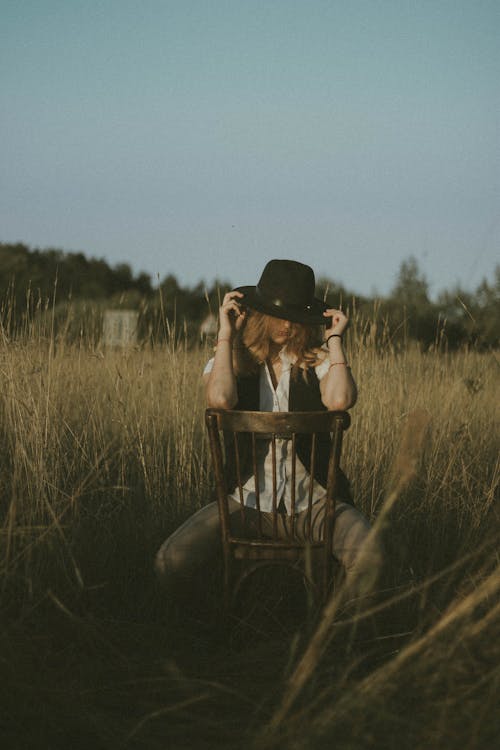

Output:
xmin=205 ymin=291 xmax=246 ymax=409
xmin=319 ymin=308 xmax=357 ymax=411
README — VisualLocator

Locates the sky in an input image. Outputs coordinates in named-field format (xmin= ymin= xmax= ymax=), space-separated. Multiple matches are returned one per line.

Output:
xmin=1 ymin=0 xmax=499 ymax=299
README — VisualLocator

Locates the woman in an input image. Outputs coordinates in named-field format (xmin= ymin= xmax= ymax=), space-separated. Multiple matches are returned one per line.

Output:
xmin=155 ymin=260 xmax=381 ymax=595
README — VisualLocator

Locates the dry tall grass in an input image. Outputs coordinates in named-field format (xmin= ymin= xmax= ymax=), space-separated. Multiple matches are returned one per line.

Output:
xmin=0 ymin=312 xmax=498 ymax=749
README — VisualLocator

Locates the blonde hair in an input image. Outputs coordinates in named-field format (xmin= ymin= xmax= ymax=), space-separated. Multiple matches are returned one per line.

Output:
xmin=233 ymin=310 xmax=323 ymax=377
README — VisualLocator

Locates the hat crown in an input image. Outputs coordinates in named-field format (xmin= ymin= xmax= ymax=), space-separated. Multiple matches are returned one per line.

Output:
xmin=234 ymin=258 xmax=327 ymax=324
xmin=257 ymin=260 xmax=316 ymax=308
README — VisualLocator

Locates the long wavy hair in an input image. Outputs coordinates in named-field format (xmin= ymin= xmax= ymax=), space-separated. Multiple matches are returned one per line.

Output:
xmin=233 ymin=310 xmax=323 ymax=378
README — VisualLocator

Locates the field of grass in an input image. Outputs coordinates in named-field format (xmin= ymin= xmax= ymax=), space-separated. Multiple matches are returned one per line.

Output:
xmin=0 ymin=315 xmax=498 ymax=749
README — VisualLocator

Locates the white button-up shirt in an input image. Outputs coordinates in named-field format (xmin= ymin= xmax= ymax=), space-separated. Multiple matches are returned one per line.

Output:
xmin=204 ymin=348 xmax=330 ymax=513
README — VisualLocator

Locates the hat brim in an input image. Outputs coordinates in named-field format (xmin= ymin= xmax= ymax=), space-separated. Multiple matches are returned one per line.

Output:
xmin=234 ymin=286 xmax=328 ymax=326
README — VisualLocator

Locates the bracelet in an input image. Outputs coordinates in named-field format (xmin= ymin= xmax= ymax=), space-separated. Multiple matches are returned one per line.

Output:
xmin=325 ymin=334 xmax=342 ymax=345
xmin=329 ymin=362 xmax=349 ymax=369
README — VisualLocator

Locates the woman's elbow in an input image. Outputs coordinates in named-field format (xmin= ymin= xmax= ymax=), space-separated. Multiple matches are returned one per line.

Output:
xmin=206 ymin=394 xmax=237 ymax=410
xmin=322 ymin=393 xmax=357 ymax=411
xmin=324 ymin=400 xmax=351 ymax=411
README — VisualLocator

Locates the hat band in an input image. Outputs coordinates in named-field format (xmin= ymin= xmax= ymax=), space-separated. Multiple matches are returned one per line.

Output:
xmin=255 ymin=285 xmax=313 ymax=313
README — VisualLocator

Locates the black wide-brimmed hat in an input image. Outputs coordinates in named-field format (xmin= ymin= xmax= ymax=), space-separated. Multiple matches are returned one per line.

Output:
xmin=234 ymin=259 xmax=328 ymax=325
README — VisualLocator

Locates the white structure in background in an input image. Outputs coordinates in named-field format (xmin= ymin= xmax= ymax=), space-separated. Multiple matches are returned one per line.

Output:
xmin=103 ymin=310 xmax=139 ymax=347
xmin=199 ymin=313 xmax=218 ymax=340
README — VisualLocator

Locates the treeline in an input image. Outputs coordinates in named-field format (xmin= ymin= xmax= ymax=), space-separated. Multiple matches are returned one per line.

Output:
xmin=0 ymin=243 xmax=231 ymax=342
xmin=0 ymin=242 xmax=498 ymax=348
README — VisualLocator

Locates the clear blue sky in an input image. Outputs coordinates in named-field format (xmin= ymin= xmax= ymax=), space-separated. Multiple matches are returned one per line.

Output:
xmin=1 ymin=0 xmax=499 ymax=298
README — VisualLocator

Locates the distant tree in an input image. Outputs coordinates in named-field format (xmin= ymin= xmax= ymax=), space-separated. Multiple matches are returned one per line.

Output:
xmin=0 ymin=242 xmax=153 ymax=301
xmin=0 ymin=243 xmax=154 ymax=335
xmin=386 ymin=257 xmax=437 ymax=346
xmin=391 ymin=256 xmax=429 ymax=307
xmin=135 ymin=272 xmax=153 ymax=296
xmin=155 ymin=274 xmax=232 ymax=338
xmin=477 ymin=265 xmax=500 ymax=346
xmin=1 ymin=243 xmax=498 ymax=347
xmin=315 ymin=277 xmax=363 ymax=310
xmin=437 ymin=267 xmax=500 ymax=348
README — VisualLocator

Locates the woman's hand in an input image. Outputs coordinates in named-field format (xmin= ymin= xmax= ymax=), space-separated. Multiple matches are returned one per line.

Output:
xmin=323 ymin=308 xmax=349 ymax=339
xmin=206 ymin=291 xmax=244 ymax=409
xmin=218 ymin=291 xmax=246 ymax=339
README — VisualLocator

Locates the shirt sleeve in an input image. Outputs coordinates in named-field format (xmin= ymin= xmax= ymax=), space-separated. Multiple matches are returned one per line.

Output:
xmin=314 ymin=351 xmax=330 ymax=381
xmin=203 ymin=357 xmax=215 ymax=375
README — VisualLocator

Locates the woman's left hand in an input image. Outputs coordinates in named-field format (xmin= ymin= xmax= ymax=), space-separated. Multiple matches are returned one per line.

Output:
xmin=323 ymin=308 xmax=349 ymax=338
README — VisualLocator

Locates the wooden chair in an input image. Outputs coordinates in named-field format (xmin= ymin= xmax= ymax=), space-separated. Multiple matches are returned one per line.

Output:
xmin=205 ymin=408 xmax=351 ymax=609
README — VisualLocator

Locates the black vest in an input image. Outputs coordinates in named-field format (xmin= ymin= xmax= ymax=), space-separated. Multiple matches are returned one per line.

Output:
xmin=225 ymin=367 xmax=353 ymax=504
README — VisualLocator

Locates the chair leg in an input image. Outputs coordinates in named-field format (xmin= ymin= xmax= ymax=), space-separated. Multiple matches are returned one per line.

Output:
xmin=222 ymin=554 xmax=232 ymax=614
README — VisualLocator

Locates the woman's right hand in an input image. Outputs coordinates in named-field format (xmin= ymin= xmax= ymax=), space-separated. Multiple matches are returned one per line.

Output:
xmin=218 ymin=291 xmax=246 ymax=339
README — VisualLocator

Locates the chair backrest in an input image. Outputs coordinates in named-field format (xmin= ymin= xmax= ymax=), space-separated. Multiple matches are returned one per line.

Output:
xmin=205 ymin=408 xmax=351 ymax=605
xmin=205 ymin=409 xmax=350 ymax=545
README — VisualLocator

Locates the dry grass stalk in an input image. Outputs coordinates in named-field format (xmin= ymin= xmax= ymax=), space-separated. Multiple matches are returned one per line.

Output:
xmin=0 ymin=301 xmax=498 ymax=749
xmin=306 ymin=563 xmax=500 ymax=739
xmin=264 ymin=409 xmax=432 ymax=733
